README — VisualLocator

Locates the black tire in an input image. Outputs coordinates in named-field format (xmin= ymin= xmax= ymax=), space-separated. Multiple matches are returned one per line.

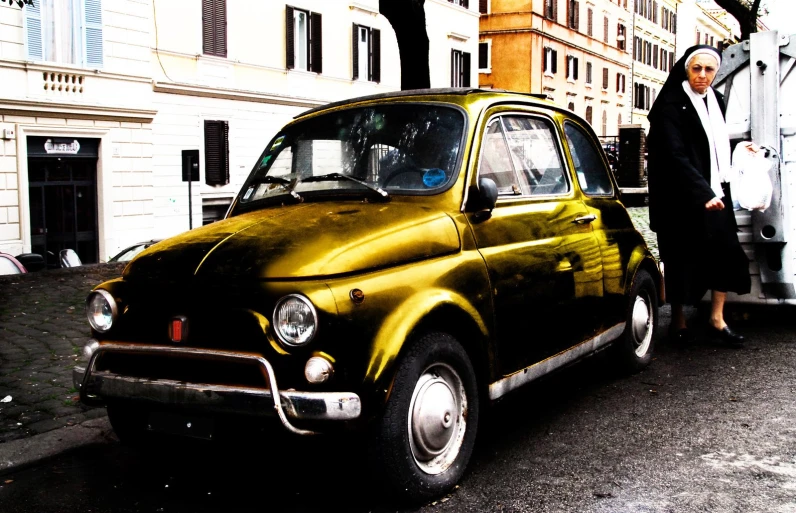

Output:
xmin=614 ymin=269 xmax=658 ymax=373
xmin=368 ymin=332 xmax=480 ymax=504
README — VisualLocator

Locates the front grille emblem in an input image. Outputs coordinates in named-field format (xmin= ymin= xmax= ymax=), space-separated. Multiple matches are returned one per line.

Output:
xmin=169 ymin=316 xmax=189 ymax=343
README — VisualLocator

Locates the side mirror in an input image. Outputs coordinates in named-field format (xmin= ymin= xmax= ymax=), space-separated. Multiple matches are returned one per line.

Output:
xmin=468 ymin=177 xmax=498 ymax=221
xmin=59 ymin=249 xmax=82 ymax=268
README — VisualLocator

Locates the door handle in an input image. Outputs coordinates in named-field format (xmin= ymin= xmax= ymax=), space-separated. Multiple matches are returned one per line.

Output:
xmin=572 ymin=214 xmax=597 ymax=225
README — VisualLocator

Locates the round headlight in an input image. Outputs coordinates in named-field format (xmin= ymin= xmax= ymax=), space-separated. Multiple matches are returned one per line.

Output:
xmin=273 ymin=294 xmax=318 ymax=347
xmin=86 ymin=290 xmax=117 ymax=333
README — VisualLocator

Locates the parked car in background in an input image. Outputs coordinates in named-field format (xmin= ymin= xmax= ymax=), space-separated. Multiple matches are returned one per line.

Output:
xmin=0 ymin=252 xmax=27 ymax=275
xmin=74 ymin=89 xmax=661 ymax=503
xmin=108 ymin=240 xmax=163 ymax=263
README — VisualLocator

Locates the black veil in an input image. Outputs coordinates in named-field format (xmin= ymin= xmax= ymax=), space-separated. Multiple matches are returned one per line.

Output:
xmin=648 ymin=44 xmax=722 ymax=123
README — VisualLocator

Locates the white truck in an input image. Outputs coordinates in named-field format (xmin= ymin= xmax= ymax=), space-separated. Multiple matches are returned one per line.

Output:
xmin=713 ymin=30 xmax=796 ymax=305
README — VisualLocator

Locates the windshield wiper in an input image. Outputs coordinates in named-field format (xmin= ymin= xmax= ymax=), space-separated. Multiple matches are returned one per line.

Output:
xmin=300 ymin=173 xmax=389 ymax=200
xmin=250 ymin=175 xmax=302 ymax=201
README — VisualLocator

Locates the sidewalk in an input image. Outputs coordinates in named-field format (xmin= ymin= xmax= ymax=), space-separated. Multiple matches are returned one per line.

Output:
xmin=0 ymin=263 xmax=125 ymax=448
xmin=0 ymin=208 xmax=658 ymax=471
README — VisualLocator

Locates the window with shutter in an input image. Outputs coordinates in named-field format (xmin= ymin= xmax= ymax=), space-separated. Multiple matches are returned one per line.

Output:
xmin=479 ymin=0 xmax=488 ymax=14
xmin=602 ymin=67 xmax=608 ymax=89
xmin=85 ymin=0 xmax=104 ymax=67
xmin=451 ymin=50 xmax=470 ymax=87
xmin=587 ymin=8 xmax=593 ymax=36
xmin=603 ymin=16 xmax=609 ymax=44
xmin=353 ymin=25 xmax=381 ymax=82
xmin=586 ymin=62 xmax=592 ymax=84
xmin=287 ymin=6 xmax=322 ymax=73
xmin=202 ymin=0 xmax=227 ymax=58
xmin=478 ymin=41 xmax=490 ymax=71
xmin=585 ymin=106 xmax=593 ymax=125
xmin=25 ymin=0 xmax=103 ymax=68
xmin=24 ymin=0 xmax=43 ymax=61
xmin=204 ymin=120 xmax=230 ymax=186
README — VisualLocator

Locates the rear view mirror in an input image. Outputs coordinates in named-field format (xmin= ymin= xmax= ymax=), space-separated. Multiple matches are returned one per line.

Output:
xmin=468 ymin=177 xmax=498 ymax=221
xmin=59 ymin=249 xmax=82 ymax=268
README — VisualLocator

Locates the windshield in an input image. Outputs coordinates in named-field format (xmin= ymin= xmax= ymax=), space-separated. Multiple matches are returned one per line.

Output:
xmin=239 ymin=104 xmax=466 ymax=205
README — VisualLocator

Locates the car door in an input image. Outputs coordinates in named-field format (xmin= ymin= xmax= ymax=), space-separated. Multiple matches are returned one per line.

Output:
xmin=563 ymin=119 xmax=635 ymax=328
xmin=466 ymin=110 xmax=605 ymax=376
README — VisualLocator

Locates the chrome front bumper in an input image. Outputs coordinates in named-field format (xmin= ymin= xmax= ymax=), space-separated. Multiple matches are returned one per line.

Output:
xmin=74 ymin=343 xmax=361 ymax=436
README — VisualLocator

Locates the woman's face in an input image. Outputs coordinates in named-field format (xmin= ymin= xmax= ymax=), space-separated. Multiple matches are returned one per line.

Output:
xmin=686 ymin=54 xmax=719 ymax=94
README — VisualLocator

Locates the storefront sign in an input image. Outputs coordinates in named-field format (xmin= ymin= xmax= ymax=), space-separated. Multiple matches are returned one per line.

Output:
xmin=44 ymin=139 xmax=81 ymax=154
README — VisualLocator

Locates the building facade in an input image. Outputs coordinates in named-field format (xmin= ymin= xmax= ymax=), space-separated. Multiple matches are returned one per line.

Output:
xmin=629 ymin=0 xmax=680 ymax=131
xmin=0 ymin=0 xmax=479 ymax=263
xmin=676 ymin=0 xmax=735 ymax=60
xmin=479 ymin=0 xmax=633 ymax=137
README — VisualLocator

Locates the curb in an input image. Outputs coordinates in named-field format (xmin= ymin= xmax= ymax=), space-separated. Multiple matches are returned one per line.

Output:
xmin=0 ymin=417 xmax=115 ymax=473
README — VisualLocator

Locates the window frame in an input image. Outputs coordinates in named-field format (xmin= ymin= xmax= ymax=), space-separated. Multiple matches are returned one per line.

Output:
xmin=24 ymin=0 xmax=104 ymax=68
xmin=286 ymin=5 xmax=322 ymax=73
xmin=451 ymin=49 xmax=471 ymax=87
xmin=352 ymin=24 xmax=381 ymax=82
xmin=476 ymin=112 xmax=572 ymax=201
xmin=478 ymin=40 xmax=491 ymax=73
xmin=563 ymin=119 xmax=616 ymax=197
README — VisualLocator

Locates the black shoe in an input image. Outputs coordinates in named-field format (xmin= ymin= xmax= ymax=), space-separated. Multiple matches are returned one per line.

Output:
xmin=668 ymin=328 xmax=693 ymax=345
xmin=708 ymin=325 xmax=745 ymax=347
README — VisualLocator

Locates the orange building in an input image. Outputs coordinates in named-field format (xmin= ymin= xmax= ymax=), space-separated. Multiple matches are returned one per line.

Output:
xmin=479 ymin=0 xmax=632 ymax=137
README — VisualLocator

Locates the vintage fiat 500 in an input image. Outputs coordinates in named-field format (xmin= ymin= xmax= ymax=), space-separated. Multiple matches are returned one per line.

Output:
xmin=75 ymin=89 xmax=660 ymax=502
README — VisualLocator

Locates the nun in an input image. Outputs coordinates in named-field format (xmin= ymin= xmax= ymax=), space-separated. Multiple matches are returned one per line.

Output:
xmin=647 ymin=44 xmax=751 ymax=347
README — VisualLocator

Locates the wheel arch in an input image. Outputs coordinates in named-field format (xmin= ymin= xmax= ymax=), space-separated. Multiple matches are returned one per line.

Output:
xmin=363 ymin=290 xmax=493 ymax=407
xmin=626 ymin=248 xmax=663 ymax=303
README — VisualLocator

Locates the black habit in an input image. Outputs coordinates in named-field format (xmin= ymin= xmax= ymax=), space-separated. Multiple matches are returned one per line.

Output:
xmin=647 ymin=47 xmax=751 ymax=305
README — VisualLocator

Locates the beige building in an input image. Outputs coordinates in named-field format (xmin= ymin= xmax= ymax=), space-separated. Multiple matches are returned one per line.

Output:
xmin=676 ymin=0 xmax=735 ymax=59
xmin=479 ymin=0 xmax=633 ymax=137
xmin=0 ymin=0 xmax=479 ymax=263
xmin=629 ymin=0 xmax=680 ymax=131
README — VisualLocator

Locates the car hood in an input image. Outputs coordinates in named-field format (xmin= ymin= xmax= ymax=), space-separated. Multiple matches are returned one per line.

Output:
xmin=123 ymin=202 xmax=461 ymax=281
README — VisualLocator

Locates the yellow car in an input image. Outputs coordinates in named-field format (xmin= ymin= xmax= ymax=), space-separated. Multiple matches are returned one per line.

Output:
xmin=75 ymin=88 xmax=660 ymax=503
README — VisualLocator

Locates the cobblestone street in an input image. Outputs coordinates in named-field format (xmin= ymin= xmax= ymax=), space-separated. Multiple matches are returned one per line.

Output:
xmin=627 ymin=206 xmax=657 ymax=260
xmin=0 ymin=264 xmax=125 ymax=443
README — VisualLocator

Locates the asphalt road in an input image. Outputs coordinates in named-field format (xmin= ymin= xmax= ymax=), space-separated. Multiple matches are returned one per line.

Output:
xmin=1 ymin=305 xmax=795 ymax=513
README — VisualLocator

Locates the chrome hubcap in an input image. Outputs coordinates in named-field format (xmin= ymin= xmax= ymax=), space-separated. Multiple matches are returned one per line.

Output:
xmin=631 ymin=294 xmax=653 ymax=357
xmin=408 ymin=363 xmax=467 ymax=475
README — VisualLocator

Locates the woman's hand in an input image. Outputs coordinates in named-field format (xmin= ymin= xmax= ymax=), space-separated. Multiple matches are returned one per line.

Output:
xmin=705 ymin=197 xmax=725 ymax=211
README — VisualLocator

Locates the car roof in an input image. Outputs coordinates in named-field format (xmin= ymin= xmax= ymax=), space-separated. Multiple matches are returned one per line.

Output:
xmin=294 ymin=88 xmax=556 ymax=119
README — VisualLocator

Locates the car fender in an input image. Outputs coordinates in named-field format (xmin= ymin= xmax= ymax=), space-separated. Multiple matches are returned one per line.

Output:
xmin=363 ymin=288 xmax=490 ymax=396
xmin=626 ymin=247 xmax=663 ymax=302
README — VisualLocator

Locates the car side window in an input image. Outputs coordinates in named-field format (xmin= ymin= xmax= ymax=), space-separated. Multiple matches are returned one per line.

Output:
xmin=479 ymin=115 xmax=568 ymax=197
xmin=479 ymin=118 xmax=530 ymax=195
xmin=564 ymin=122 xmax=614 ymax=196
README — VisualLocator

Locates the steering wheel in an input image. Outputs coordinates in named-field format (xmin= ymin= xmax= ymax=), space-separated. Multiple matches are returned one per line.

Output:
xmin=382 ymin=166 xmax=425 ymax=187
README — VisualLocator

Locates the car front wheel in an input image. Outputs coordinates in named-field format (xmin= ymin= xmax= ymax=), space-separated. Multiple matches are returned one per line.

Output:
xmin=614 ymin=268 xmax=658 ymax=372
xmin=369 ymin=332 xmax=480 ymax=503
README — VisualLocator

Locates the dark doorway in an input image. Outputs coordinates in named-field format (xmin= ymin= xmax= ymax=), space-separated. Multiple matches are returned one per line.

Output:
xmin=27 ymin=137 xmax=99 ymax=266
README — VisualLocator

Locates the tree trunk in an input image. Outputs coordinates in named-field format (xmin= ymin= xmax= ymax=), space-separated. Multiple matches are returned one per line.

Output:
xmin=712 ymin=0 xmax=761 ymax=41
xmin=379 ymin=0 xmax=431 ymax=90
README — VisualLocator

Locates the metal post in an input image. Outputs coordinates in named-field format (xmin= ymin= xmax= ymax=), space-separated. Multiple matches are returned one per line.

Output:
xmin=749 ymin=30 xmax=795 ymax=298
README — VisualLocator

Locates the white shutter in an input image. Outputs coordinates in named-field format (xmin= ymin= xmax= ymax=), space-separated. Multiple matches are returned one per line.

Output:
xmin=84 ymin=0 xmax=104 ymax=67
xmin=25 ymin=0 xmax=43 ymax=61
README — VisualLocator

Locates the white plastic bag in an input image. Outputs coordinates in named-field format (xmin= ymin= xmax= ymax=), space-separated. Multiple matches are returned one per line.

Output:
xmin=732 ymin=142 xmax=773 ymax=211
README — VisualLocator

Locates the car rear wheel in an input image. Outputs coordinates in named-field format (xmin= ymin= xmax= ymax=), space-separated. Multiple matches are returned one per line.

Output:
xmin=369 ymin=332 xmax=479 ymax=504
xmin=614 ymin=269 xmax=658 ymax=373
